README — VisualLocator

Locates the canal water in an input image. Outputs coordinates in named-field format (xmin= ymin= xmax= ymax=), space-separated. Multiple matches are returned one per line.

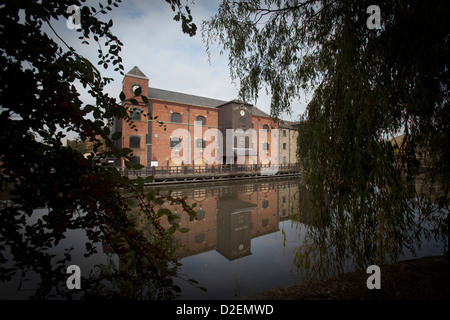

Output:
xmin=156 ymin=177 xmax=444 ymax=299
xmin=0 ymin=176 xmax=445 ymax=299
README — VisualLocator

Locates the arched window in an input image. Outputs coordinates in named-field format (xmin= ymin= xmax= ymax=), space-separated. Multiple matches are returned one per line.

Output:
xmin=130 ymin=108 xmax=142 ymax=121
xmin=195 ymin=115 xmax=206 ymax=126
xmin=129 ymin=136 xmax=141 ymax=149
xmin=262 ymin=124 xmax=270 ymax=132
xmin=171 ymin=112 xmax=182 ymax=123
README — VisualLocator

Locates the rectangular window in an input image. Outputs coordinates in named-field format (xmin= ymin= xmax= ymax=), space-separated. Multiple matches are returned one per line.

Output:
xmin=170 ymin=137 xmax=181 ymax=148
xmin=262 ymin=142 xmax=269 ymax=151
xmin=129 ymin=136 xmax=140 ymax=149
xmin=130 ymin=108 xmax=142 ymax=121
xmin=283 ymin=130 xmax=287 ymax=137
xmin=283 ymin=142 xmax=287 ymax=150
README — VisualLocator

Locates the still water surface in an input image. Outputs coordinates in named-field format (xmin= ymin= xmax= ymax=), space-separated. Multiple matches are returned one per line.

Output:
xmin=161 ymin=177 xmax=443 ymax=299
xmin=0 ymin=176 xmax=444 ymax=299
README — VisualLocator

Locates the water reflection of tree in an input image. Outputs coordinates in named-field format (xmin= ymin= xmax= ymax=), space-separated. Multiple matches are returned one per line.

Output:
xmin=291 ymin=182 xmax=448 ymax=282
xmin=81 ymin=192 xmax=204 ymax=299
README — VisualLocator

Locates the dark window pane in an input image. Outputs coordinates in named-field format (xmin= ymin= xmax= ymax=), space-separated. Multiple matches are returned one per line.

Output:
xmin=195 ymin=116 xmax=206 ymax=126
xmin=130 ymin=108 xmax=141 ymax=121
xmin=170 ymin=137 xmax=181 ymax=148
xmin=130 ymin=136 xmax=140 ymax=149
xmin=171 ymin=113 xmax=182 ymax=123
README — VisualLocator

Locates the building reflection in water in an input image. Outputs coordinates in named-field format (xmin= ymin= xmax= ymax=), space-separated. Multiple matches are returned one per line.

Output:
xmin=155 ymin=178 xmax=301 ymax=261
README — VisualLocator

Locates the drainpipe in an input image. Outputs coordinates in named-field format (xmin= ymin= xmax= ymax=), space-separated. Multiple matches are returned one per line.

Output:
xmin=187 ymin=107 xmax=190 ymax=166
xmin=288 ymin=126 xmax=291 ymax=165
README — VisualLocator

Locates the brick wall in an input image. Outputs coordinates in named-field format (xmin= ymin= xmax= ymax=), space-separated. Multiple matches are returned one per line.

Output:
xmin=120 ymin=73 xmax=149 ymax=167
xmin=118 ymin=72 xmax=284 ymax=168
xmin=150 ymin=101 xmax=219 ymax=166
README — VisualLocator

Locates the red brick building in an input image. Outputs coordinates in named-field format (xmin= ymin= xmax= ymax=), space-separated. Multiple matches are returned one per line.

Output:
xmin=114 ymin=66 xmax=279 ymax=168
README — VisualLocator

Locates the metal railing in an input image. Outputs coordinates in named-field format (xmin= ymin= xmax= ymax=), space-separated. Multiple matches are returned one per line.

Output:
xmin=119 ymin=163 xmax=301 ymax=178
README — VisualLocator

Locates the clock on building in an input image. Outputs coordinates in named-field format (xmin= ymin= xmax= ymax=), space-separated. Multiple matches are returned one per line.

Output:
xmin=240 ymin=110 xmax=245 ymax=116
xmin=131 ymin=84 xmax=141 ymax=95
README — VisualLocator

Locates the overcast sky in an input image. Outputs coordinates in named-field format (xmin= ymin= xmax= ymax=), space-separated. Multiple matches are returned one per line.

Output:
xmin=51 ymin=0 xmax=306 ymax=127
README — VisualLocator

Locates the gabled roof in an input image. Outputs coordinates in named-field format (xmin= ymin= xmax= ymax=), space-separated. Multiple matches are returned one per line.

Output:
xmin=126 ymin=66 xmax=149 ymax=80
xmin=252 ymin=106 xmax=270 ymax=117
xmin=147 ymin=87 xmax=271 ymax=118
xmin=279 ymin=119 xmax=301 ymax=129
xmin=148 ymin=87 xmax=225 ymax=108
xmin=124 ymin=66 xmax=273 ymax=118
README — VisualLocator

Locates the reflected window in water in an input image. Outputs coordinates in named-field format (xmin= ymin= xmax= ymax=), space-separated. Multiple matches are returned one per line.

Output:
xmin=196 ymin=208 xmax=205 ymax=220
xmin=171 ymin=190 xmax=183 ymax=198
xmin=244 ymin=184 xmax=254 ymax=195
xmin=193 ymin=189 xmax=206 ymax=202
xmin=260 ymin=183 xmax=269 ymax=193
xmin=195 ymin=233 xmax=205 ymax=243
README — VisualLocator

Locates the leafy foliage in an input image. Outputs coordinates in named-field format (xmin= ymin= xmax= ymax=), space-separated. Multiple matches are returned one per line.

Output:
xmin=203 ymin=0 xmax=450 ymax=266
xmin=166 ymin=0 xmax=197 ymax=36
xmin=0 ymin=0 xmax=198 ymax=299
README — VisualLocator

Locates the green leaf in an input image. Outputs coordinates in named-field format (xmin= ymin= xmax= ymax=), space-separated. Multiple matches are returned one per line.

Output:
xmin=129 ymin=98 xmax=139 ymax=105
xmin=119 ymin=91 xmax=126 ymax=100
xmin=132 ymin=163 xmax=144 ymax=170
xmin=111 ymin=131 xmax=122 ymax=140
xmin=120 ymin=148 xmax=133 ymax=155
xmin=168 ymin=225 xmax=177 ymax=235
xmin=157 ymin=208 xmax=172 ymax=218
xmin=179 ymin=228 xmax=190 ymax=233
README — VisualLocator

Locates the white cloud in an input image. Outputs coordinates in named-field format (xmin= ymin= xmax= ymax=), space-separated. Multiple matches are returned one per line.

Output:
xmin=51 ymin=0 xmax=306 ymax=123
